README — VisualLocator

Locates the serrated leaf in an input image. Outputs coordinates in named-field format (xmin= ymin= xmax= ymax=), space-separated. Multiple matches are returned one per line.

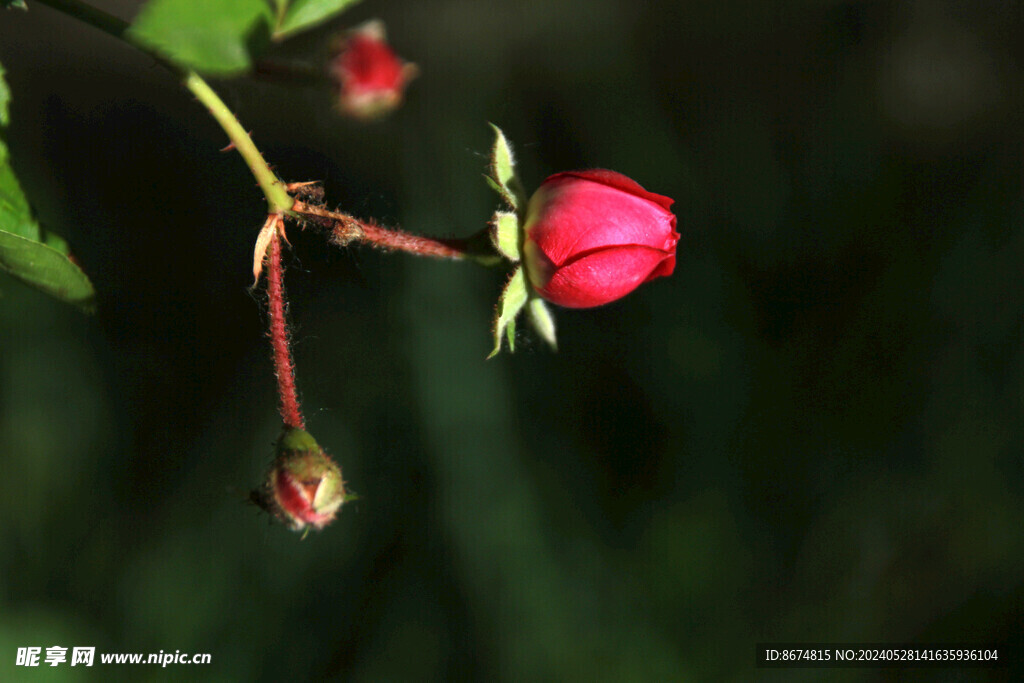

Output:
xmin=488 ymin=265 xmax=527 ymax=359
xmin=275 ymin=0 xmax=363 ymax=39
xmin=129 ymin=0 xmax=273 ymax=75
xmin=527 ymin=297 xmax=557 ymax=350
xmin=0 ymin=231 xmax=95 ymax=311
xmin=489 ymin=210 xmax=520 ymax=261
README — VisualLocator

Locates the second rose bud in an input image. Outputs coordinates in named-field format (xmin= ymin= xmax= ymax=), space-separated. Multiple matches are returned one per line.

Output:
xmin=329 ymin=20 xmax=418 ymax=120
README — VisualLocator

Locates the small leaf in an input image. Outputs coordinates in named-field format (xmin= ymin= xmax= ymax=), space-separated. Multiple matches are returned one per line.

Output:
xmin=489 ymin=210 xmax=520 ymax=262
xmin=275 ymin=0 xmax=363 ymax=39
xmin=488 ymin=266 xmax=528 ymax=359
xmin=527 ymin=297 xmax=557 ymax=351
xmin=0 ymin=231 xmax=95 ymax=311
xmin=129 ymin=0 xmax=274 ymax=75
xmin=1 ymin=1 xmax=28 ymax=10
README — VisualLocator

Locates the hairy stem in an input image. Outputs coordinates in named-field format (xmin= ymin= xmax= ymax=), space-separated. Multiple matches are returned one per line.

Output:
xmin=292 ymin=200 xmax=500 ymax=264
xmin=33 ymin=0 xmax=293 ymax=214
xmin=266 ymin=232 xmax=305 ymax=429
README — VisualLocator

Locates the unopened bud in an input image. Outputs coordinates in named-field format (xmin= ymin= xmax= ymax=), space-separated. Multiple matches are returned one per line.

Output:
xmin=252 ymin=427 xmax=347 ymax=533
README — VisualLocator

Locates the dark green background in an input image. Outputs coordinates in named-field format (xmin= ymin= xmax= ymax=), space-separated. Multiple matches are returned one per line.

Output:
xmin=1 ymin=0 xmax=1022 ymax=680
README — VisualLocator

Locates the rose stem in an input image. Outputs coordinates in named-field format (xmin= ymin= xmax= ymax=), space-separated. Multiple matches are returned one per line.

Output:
xmin=266 ymin=232 xmax=305 ymax=430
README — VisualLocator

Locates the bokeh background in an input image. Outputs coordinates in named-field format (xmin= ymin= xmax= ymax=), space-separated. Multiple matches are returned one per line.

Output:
xmin=1 ymin=0 xmax=1023 ymax=680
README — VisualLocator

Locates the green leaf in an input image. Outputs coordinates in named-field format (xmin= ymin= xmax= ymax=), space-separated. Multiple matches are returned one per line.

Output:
xmin=129 ymin=0 xmax=274 ymax=75
xmin=1 ymin=1 xmax=28 ymax=10
xmin=527 ymin=297 xmax=557 ymax=351
xmin=275 ymin=0 xmax=363 ymax=39
xmin=488 ymin=266 xmax=528 ymax=359
xmin=489 ymin=210 xmax=520 ymax=262
xmin=0 ymin=146 xmax=39 ymax=240
xmin=486 ymin=124 xmax=526 ymax=212
xmin=0 ymin=63 xmax=34 ymax=240
xmin=0 ymin=61 xmax=95 ymax=311
xmin=0 ymin=231 xmax=95 ymax=311
xmin=0 ymin=62 xmax=9 ymax=127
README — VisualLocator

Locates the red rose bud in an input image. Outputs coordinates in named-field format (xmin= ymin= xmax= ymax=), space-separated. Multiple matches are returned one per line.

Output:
xmin=522 ymin=170 xmax=679 ymax=308
xmin=253 ymin=427 xmax=346 ymax=533
xmin=329 ymin=20 xmax=417 ymax=120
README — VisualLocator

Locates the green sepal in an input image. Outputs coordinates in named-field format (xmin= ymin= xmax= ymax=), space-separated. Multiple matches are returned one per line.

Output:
xmin=489 ymin=123 xmax=515 ymax=189
xmin=277 ymin=426 xmax=320 ymax=454
xmin=488 ymin=265 xmax=528 ymax=358
xmin=489 ymin=210 xmax=521 ymax=262
xmin=526 ymin=297 xmax=557 ymax=351
xmin=485 ymin=124 xmax=527 ymax=212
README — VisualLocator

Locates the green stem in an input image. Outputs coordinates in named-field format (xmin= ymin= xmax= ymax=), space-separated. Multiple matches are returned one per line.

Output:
xmin=184 ymin=74 xmax=292 ymax=212
xmin=32 ymin=0 xmax=292 ymax=214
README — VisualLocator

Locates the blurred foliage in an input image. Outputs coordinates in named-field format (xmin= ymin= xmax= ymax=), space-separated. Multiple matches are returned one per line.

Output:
xmin=1 ymin=0 xmax=1023 ymax=680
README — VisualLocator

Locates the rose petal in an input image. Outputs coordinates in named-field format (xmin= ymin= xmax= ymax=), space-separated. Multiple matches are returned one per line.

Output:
xmin=546 ymin=169 xmax=675 ymax=211
xmin=535 ymin=245 xmax=675 ymax=308
xmin=526 ymin=177 xmax=678 ymax=266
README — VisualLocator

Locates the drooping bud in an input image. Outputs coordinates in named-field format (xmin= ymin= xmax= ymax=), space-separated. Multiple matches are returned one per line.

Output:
xmin=329 ymin=20 xmax=418 ymax=120
xmin=252 ymin=427 xmax=347 ymax=533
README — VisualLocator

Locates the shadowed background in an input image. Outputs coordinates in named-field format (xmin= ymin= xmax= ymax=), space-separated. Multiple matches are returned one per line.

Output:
xmin=1 ymin=0 xmax=1022 ymax=680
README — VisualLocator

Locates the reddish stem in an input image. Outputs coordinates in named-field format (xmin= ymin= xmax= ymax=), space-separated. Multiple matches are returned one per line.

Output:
xmin=360 ymin=222 xmax=470 ymax=258
xmin=266 ymin=232 xmax=305 ymax=429
xmin=292 ymin=200 xmax=472 ymax=259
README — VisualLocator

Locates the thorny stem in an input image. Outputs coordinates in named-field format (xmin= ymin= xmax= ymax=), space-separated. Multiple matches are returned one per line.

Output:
xmin=33 ymin=0 xmax=293 ymax=214
xmin=266 ymin=230 xmax=305 ymax=429
xmin=292 ymin=200 xmax=500 ymax=264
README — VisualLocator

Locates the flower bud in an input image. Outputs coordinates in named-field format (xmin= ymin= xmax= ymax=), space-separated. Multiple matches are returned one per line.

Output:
xmin=252 ymin=427 xmax=346 ymax=533
xmin=522 ymin=170 xmax=678 ymax=308
xmin=329 ymin=20 xmax=417 ymax=120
